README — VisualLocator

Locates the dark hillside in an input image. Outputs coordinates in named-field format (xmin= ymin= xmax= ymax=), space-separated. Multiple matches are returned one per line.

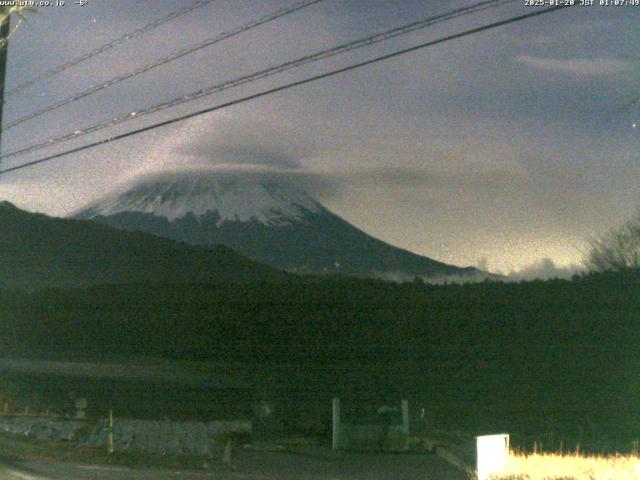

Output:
xmin=0 ymin=202 xmax=284 ymax=288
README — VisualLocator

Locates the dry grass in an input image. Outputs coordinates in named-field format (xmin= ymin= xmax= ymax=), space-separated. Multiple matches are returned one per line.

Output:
xmin=493 ymin=452 xmax=640 ymax=480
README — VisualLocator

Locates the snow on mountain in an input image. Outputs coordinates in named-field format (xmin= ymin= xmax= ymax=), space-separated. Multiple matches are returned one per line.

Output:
xmin=77 ymin=171 xmax=323 ymax=226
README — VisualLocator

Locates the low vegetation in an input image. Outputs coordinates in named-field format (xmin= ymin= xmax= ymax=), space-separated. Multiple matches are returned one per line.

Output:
xmin=494 ymin=452 xmax=640 ymax=480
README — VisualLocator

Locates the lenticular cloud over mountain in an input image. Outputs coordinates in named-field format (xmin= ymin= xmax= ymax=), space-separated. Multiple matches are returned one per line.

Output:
xmin=74 ymin=169 xmax=489 ymax=280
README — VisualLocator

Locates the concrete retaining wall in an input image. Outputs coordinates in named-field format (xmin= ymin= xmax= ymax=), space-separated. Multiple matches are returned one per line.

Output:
xmin=339 ymin=424 xmax=408 ymax=452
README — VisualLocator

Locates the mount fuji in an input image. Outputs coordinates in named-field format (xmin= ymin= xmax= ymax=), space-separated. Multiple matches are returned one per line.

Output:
xmin=74 ymin=171 xmax=487 ymax=281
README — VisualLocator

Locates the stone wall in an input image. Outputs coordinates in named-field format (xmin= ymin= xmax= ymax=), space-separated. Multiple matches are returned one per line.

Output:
xmin=85 ymin=419 xmax=251 ymax=456
xmin=0 ymin=415 xmax=86 ymax=441
xmin=0 ymin=415 xmax=251 ymax=456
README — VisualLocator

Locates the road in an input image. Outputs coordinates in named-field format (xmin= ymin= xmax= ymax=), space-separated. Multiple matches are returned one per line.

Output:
xmin=0 ymin=449 xmax=468 ymax=480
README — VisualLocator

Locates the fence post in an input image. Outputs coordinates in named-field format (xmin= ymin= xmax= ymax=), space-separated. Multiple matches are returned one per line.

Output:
xmin=332 ymin=398 xmax=341 ymax=450
xmin=401 ymin=400 xmax=409 ymax=436
xmin=107 ymin=408 xmax=114 ymax=454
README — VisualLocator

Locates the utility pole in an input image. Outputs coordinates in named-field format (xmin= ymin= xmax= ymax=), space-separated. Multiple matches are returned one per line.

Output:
xmin=0 ymin=12 xmax=10 ymax=161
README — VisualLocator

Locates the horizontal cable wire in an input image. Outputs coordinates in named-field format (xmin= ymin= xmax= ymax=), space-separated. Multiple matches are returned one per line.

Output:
xmin=0 ymin=0 xmax=516 ymax=160
xmin=0 ymin=4 xmax=572 ymax=176
xmin=3 ymin=0 xmax=217 ymax=97
xmin=3 ymin=0 xmax=324 ymax=130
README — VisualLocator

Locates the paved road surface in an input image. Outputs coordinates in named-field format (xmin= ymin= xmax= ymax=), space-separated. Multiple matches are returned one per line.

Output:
xmin=0 ymin=449 xmax=468 ymax=480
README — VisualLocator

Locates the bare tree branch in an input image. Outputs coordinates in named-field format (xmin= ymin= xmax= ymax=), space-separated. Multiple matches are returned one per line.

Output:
xmin=585 ymin=211 xmax=640 ymax=271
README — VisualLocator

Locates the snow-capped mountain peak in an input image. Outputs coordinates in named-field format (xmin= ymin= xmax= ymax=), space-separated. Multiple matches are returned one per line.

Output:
xmin=74 ymin=169 xmax=487 ymax=281
xmin=77 ymin=172 xmax=323 ymax=226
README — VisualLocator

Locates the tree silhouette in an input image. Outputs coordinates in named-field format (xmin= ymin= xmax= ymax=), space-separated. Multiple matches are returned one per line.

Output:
xmin=585 ymin=209 xmax=640 ymax=271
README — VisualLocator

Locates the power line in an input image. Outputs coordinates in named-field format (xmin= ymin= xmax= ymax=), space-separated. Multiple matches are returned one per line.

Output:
xmin=3 ymin=0 xmax=217 ymax=98
xmin=0 ymin=5 xmax=571 ymax=177
xmin=3 ymin=0 xmax=324 ymax=131
xmin=0 ymin=0 xmax=516 ymax=160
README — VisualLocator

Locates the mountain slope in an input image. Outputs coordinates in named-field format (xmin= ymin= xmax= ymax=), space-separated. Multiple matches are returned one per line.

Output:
xmin=0 ymin=201 xmax=283 ymax=289
xmin=75 ymin=172 xmax=486 ymax=280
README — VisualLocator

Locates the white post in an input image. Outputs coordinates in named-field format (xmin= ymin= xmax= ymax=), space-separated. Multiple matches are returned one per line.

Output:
xmin=332 ymin=397 xmax=341 ymax=450
xmin=476 ymin=434 xmax=509 ymax=480
xmin=401 ymin=400 xmax=409 ymax=435
xmin=107 ymin=408 xmax=114 ymax=454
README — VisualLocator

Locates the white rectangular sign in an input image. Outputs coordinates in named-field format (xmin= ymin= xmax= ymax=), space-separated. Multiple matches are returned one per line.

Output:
xmin=477 ymin=433 xmax=509 ymax=480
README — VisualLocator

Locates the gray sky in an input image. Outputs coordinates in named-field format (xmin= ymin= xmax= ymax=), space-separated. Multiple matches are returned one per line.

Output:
xmin=0 ymin=0 xmax=638 ymax=273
